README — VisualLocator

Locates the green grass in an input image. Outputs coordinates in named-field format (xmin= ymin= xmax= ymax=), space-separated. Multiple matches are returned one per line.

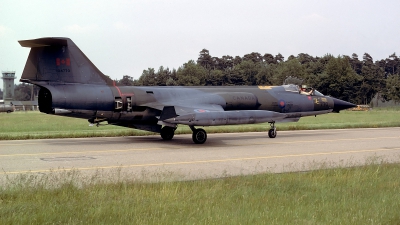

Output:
xmin=1 ymin=161 xmax=400 ymax=224
xmin=1 ymin=107 xmax=400 ymax=140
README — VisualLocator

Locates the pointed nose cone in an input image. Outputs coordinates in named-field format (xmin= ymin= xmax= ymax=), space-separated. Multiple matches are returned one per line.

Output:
xmin=332 ymin=98 xmax=357 ymax=112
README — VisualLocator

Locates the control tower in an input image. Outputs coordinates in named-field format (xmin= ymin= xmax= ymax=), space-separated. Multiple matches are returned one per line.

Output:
xmin=1 ymin=71 xmax=16 ymax=101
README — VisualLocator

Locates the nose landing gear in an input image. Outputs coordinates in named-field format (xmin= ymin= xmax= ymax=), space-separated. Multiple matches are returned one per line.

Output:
xmin=268 ymin=122 xmax=277 ymax=138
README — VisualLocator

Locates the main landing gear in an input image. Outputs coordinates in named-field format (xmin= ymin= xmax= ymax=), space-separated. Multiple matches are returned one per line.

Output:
xmin=160 ymin=126 xmax=175 ymax=140
xmin=160 ymin=126 xmax=207 ymax=144
xmin=268 ymin=122 xmax=277 ymax=138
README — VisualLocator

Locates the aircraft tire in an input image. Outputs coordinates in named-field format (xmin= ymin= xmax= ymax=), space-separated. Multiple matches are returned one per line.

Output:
xmin=268 ymin=128 xmax=277 ymax=138
xmin=192 ymin=128 xmax=207 ymax=144
xmin=161 ymin=126 xmax=175 ymax=140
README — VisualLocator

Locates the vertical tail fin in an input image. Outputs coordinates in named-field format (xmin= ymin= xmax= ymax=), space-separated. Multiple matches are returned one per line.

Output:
xmin=19 ymin=37 xmax=113 ymax=85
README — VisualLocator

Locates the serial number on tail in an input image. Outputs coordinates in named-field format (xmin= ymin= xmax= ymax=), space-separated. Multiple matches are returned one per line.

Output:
xmin=56 ymin=69 xmax=71 ymax=73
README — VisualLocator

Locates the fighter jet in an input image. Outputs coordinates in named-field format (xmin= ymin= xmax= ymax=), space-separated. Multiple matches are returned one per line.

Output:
xmin=19 ymin=37 xmax=356 ymax=144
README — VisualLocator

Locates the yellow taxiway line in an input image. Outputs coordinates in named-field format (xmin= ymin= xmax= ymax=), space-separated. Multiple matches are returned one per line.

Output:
xmin=0 ymin=136 xmax=398 ymax=158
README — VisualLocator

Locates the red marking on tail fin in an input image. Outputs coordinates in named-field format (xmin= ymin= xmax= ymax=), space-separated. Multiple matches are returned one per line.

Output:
xmin=113 ymin=80 xmax=134 ymax=96
xmin=56 ymin=58 xmax=60 ymax=66
xmin=66 ymin=58 xmax=70 ymax=66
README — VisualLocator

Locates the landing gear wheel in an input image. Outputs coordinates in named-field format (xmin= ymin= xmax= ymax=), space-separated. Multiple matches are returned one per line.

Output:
xmin=192 ymin=128 xmax=207 ymax=144
xmin=268 ymin=128 xmax=277 ymax=138
xmin=161 ymin=126 xmax=175 ymax=140
xmin=268 ymin=122 xmax=277 ymax=138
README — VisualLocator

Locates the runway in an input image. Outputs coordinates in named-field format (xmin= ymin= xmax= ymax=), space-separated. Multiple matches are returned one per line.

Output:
xmin=1 ymin=127 xmax=400 ymax=182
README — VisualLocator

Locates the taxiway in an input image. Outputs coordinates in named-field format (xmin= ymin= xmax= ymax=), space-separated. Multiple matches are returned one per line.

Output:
xmin=1 ymin=127 xmax=399 ymax=181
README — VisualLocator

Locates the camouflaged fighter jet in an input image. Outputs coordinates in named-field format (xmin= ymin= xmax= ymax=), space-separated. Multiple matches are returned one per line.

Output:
xmin=19 ymin=37 xmax=356 ymax=144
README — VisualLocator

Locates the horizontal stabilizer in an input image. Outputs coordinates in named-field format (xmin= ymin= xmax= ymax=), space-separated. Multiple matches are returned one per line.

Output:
xmin=19 ymin=37 xmax=68 ymax=48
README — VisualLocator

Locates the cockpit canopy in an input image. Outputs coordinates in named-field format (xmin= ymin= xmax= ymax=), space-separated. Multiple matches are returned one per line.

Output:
xmin=282 ymin=84 xmax=324 ymax=96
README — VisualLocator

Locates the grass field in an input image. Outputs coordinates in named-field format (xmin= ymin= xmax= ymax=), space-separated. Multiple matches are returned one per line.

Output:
xmin=1 ymin=107 xmax=399 ymax=140
xmin=1 ymin=161 xmax=400 ymax=224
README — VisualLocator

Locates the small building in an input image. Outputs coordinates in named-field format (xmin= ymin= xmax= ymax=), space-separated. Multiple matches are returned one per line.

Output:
xmin=1 ymin=71 xmax=16 ymax=101
xmin=1 ymin=70 xmax=39 ymax=111
xmin=370 ymin=94 xmax=400 ymax=107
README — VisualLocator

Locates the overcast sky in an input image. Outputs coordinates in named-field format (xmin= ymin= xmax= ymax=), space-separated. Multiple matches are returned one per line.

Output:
xmin=1 ymin=0 xmax=399 ymax=88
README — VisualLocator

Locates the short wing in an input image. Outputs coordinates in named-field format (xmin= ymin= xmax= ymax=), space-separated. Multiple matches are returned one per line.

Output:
xmin=143 ymin=100 xmax=334 ymax=127
xmin=142 ymin=98 xmax=292 ymax=126
xmin=166 ymin=110 xmax=287 ymax=126
xmin=142 ymin=102 xmax=225 ymax=116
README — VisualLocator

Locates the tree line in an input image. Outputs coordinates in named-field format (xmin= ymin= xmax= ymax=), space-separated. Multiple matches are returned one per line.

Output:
xmin=117 ymin=50 xmax=400 ymax=105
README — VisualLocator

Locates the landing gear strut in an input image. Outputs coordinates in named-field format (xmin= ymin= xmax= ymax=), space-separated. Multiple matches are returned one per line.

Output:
xmin=268 ymin=122 xmax=277 ymax=138
xmin=190 ymin=126 xmax=207 ymax=144
xmin=160 ymin=126 xmax=175 ymax=140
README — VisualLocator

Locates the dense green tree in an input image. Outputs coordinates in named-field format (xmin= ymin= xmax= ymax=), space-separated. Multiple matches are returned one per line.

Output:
xmin=224 ymin=60 xmax=258 ymax=86
xmin=205 ymin=70 xmax=224 ymax=86
xmin=287 ymin=55 xmax=296 ymax=61
xmin=176 ymin=60 xmax=206 ymax=86
xmin=297 ymin=53 xmax=315 ymax=65
xmin=197 ymin=49 xmax=213 ymax=71
xmin=306 ymin=54 xmax=334 ymax=90
xmin=166 ymin=77 xmax=177 ymax=86
xmin=273 ymin=58 xmax=305 ymax=85
xmin=317 ymin=56 xmax=362 ymax=102
xmin=385 ymin=53 xmax=399 ymax=76
xmin=133 ymin=66 xmax=176 ymax=86
xmin=234 ymin=60 xmax=260 ymax=85
xmin=136 ymin=68 xmax=158 ymax=86
xmin=346 ymin=53 xmax=362 ymax=74
xmin=211 ymin=57 xmax=222 ymax=70
xmin=243 ymin=52 xmax=263 ymax=64
xmin=274 ymin=53 xmax=285 ymax=63
xmin=170 ymin=68 xmax=178 ymax=81
xmin=356 ymin=53 xmax=386 ymax=104
xmin=304 ymin=61 xmax=324 ymax=82
xmin=220 ymin=55 xmax=234 ymax=71
xmin=263 ymin=53 xmax=275 ymax=64
xmin=255 ymin=63 xmax=275 ymax=85
xmin=117 ymin=75 xmax=135 ymax=86
xmin=154 ymin=66 xmax=173 ymax=86
xmin=384 ymin=74 xmax=400 ymax=102
xmin=233 ymin=56 xmax=242 ymax=66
